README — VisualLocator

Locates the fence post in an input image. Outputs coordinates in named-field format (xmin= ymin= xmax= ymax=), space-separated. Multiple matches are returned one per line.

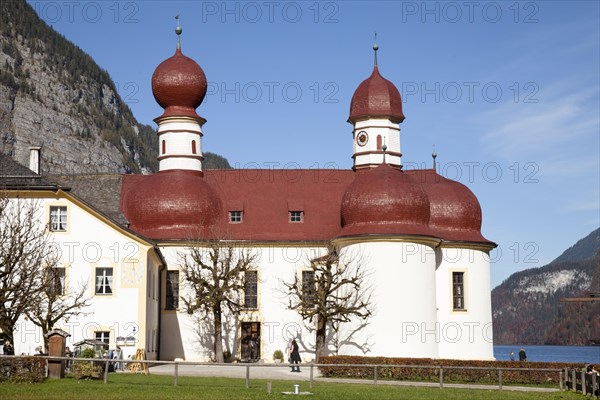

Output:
xmin=572 ymin=369 xmax=577 ymax=392
xmin=103 ymin=360 xmax=109 ymax=384
xmin=373 ymin=365 xmax=378 ymax=385
xmin=498 ymin=369 xmax=502 ymax=391
xmin=245 ymin=365 xmax=250 ymax=389
xmin=309 ymin=363 xmax=314 ymax=389
xmin=439 ymin=366 xmax=444 ymax=389
xmin=582 ymin=371 xmax=587 ymax=395
xmin=559 ymin=370 xmax=563 ymax=390
xmin=592 ymin=373 xmax=597 ymax=399
xmin=174 ymin=362 xmax=178 ymax=386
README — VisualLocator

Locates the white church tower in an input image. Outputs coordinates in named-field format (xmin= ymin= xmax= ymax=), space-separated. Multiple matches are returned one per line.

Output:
xmin=348 ymin=42 xmax=405 ymax=170
xmin=152 ymin=17 xmax=206 ymax=173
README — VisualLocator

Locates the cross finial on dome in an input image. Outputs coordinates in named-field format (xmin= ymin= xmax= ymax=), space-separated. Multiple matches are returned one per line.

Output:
xmin=175 ymin=15 xmax=182 ymax=49
xmin=373 ymin=32 xmax=379 ymax=67
xmin=432 ymin=144 xmax=438 ymax=171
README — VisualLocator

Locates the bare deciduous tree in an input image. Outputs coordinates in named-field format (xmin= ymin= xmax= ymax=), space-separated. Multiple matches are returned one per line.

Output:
xmin=179 ymin=239 xmax=258 ymax=362
xmin=0 ymin=197 xmax=58 ymax=345
xmin=26 ymin=266 xmax=92 ymax=352
xmin=284 ymin=243 xmax=373 ymax=361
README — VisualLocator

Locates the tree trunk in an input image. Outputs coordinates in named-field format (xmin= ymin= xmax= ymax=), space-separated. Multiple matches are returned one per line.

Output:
xmin=0 ymin=326 xmax=14 ymax=349
xmin=315 ymin=316 xmax=327 ymax=362
xmin=213 ymin=306 xmax=224 ymax=363
xmin=42 ymin=322 xmax=51 ymax=353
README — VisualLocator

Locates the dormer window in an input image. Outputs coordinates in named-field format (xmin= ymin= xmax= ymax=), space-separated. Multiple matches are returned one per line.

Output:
xmin=229 ymin=211 xmax=243 ymax=223
xmin=289 ymin=211 xmax=303 ymax=223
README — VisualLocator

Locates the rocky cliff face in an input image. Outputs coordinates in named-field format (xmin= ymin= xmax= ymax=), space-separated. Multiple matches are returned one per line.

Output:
xmin=492 ymin=228 xmax=600 ymax=345
xmin=0 ymin=0 xmax=157 ymax=174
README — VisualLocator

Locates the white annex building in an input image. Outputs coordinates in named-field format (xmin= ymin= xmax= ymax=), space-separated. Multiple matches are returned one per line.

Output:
xmin=1 ymin=27 xmax=496 ymax=362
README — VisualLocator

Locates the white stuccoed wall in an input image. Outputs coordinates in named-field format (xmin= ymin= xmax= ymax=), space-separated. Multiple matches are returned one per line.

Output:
xmin=353 ymin=118 xmax=401 ymax=168
xmin=157 ymin=119 xmax=203 ymax=172
xmin=338 ymin=240 xmax=439 ymax=358
xmin=8 ymin=195 xmax=160 ymax=360
xmin=435 ymin=247 xmax=494 ymax=360
xmin=159 ymin=245 xmax=323 ymax=362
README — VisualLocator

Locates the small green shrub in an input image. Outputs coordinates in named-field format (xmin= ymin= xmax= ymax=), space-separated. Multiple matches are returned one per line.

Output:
xmin=71 ymin=347 xmax=102 ymax=379
xmin=273 ymin=349 xmax=284 ymax=362
xmin=71 ymin=361 xmax=102 ymax=380
xmin=79 ymin=347 xmax=97 ymax=359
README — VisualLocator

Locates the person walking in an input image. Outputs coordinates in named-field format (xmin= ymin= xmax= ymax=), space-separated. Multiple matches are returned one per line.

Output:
xmin=290 ymin=339 xmax=301 ymax=372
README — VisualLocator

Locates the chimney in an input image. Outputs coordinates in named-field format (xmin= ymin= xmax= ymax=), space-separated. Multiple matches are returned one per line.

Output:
xmin=29 ymin=147 xmax=41 ymax=174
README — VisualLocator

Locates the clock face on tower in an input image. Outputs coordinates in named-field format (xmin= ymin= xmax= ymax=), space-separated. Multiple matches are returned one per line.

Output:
xmin=356 ymin=131 xmax=368 ymax=147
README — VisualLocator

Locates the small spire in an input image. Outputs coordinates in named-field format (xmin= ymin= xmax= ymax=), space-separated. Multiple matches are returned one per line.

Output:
xmin=373 ymin=32 xmax=379 ymax=67
xmin=175 ymin=15 xmax=182 ymax=50
xmin=432 ymin=144 xmax=438 ymax=171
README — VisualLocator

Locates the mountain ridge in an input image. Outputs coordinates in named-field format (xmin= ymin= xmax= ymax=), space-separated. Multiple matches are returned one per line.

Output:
xmin=0 ymin=0 xmax=230 ymax=174
xmin=492 ymin=228 xmax=600 ymax=345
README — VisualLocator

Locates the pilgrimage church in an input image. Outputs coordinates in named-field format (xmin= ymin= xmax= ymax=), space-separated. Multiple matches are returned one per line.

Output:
xmin=1 ymin=24 xmax=496 ymax=362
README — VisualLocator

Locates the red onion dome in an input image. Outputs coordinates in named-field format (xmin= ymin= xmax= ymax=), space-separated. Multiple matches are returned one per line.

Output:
xmin=349 ymin=66 xmax=405 ymax=124
xmin=152 ymin=48 xmax=207 ymax=121
xmin=121 ymin=170 xmax=221 ymax=240
xmin=411 ymin=170 xmax=493 ymax=244
xmin=340 ymin=163 xmax=432 ymax=237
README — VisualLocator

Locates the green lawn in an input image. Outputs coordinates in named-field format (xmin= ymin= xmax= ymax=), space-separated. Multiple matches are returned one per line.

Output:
xmin=0 ymin=374 xmax=583 ymax=400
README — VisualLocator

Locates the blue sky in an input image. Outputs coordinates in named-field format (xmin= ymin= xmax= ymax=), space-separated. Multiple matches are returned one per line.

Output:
xmin=28 ymin=1 xmax=599 ymax=287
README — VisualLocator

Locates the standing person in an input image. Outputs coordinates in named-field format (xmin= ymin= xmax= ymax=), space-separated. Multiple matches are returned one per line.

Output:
xmin=518 ymin=348 xmax=527 ymax=362
xmin=509 ymin=351 xmax=515 ymax=361
xmin=3 ymin=340 xmax=14 ymax=355
xmin=290 ymin=339 xmax=301 ymax=372
xmin=286 ymin=338 xmax=293 ymax=363
xmin=64 ymin=346 xmax=73 ymax=371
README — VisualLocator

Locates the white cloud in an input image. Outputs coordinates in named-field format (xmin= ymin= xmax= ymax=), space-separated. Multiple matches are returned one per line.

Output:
xmin=478 ymin=86 xmax=599 ymax=161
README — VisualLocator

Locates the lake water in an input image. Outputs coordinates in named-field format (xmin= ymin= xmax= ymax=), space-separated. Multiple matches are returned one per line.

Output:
xmin=494 ymin=345 xmax=600 ymax=364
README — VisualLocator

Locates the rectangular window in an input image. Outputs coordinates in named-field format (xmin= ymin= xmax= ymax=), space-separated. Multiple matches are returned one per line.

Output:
xmin=244 ymin=271 xmax=258 ymax=309
xmin=95 ymin=331 xmax=110 ymax=345
xmin=452 ymin=272 xmax=466 ymax=311
xmin=165 ymin=271 xmax=179 ymax=310
xmin=49 ymin=206 xmax=67 ymax=231
xmin=50 ymin=266 xmax=65 ymax=295
xmin=229 ymin=211 xmax=243 ymax=223
xmin=301 ymin=270 xmax=316 ymax=305
xmin=290 ymin=211 xmax=303 ymax=223
xmin=95 ymin=267 xmax=113 ymax=295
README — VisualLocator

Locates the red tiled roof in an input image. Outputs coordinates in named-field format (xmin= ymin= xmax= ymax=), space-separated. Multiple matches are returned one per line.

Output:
xmin=121 ymin=170 xmax=221 ymax=239
xmin=349 ymin=66 xmax=405 ymax=124
xmin=407 ymin=169 xmax=492 ymax=245
xmin=204 ymin=169 xmax=355 ymax=241
xmin=152 ymin=48 xmax=207 ymax=121
xmin=120 ymin=168 xmax=493 ymax=246
xmin=340 ymin=164 xmax=433 ymax=237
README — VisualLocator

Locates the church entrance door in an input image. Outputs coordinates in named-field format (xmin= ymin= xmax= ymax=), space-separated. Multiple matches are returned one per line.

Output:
xmin=240 ymin=322 xmax=260 ymax=362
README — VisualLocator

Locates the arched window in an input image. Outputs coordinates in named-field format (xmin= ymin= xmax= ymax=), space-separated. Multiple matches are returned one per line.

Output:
xmin=161 ymin=140 xmax=166 ymax=155
xmin=191 ymin=140 xmax=197 ymax=154
xmin=377 ymin=135 xmax=382 ymax=150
